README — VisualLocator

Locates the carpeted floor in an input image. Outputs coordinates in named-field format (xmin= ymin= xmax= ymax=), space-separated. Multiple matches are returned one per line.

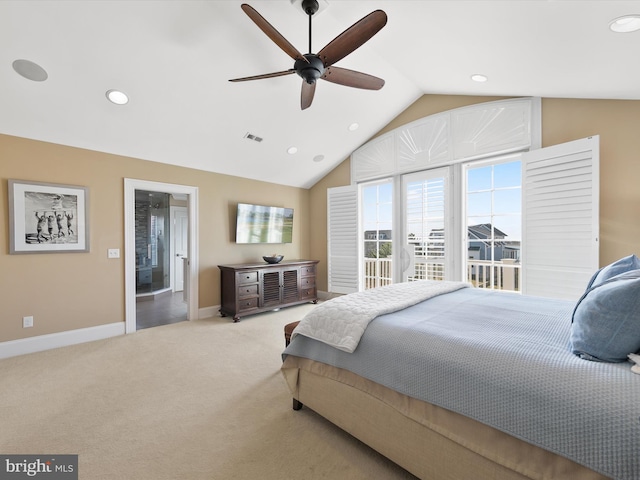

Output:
xmin=0 ymin=305 xmax=417 ymax=479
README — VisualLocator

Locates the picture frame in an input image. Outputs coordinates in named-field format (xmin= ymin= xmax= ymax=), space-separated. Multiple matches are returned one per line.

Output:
xmin=8 ymin=179 xmax=90 ymax=254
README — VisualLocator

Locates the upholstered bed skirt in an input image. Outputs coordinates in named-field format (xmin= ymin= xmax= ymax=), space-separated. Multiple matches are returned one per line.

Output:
xmin=281 ymin=356 xmax=610 ymax=480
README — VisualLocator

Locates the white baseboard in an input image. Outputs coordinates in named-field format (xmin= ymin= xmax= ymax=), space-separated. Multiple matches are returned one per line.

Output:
xmin=317 ymin=290 xmax=334 ymax=300
xmin=198 ymin=305 xmax=220 ymax=320
xmin=0 ymin=322 xmax=126 ymax=360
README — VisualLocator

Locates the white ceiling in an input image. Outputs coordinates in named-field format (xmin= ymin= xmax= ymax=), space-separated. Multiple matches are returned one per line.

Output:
xmin=1 ymin=1 xmax=639 ymax=188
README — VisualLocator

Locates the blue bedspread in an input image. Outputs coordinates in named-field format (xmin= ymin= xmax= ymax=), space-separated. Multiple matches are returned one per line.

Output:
xmin=284 ymin=287 xmax=640 ymax=480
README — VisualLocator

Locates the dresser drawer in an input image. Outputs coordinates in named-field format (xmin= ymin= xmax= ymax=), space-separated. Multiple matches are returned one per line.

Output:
xmin=300 ymin=276 xmax=315 ymax=288
xmin=300 ymin=265 xmax=316 ymax=276
xmin=300 ymin=287 xmax=316 ymax=300
xmin=238 ymin=284 xmax=258 ymax=298
xmin=236 ymin=271 xmax=258 ymax=285
xmin=238 ymin=297 xmax=258 ymax=311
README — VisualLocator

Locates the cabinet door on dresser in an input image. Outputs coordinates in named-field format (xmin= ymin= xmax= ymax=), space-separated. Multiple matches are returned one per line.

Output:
xmin=282 ymin=269 xmax=300 ymax=304
xmin=261 ymin=270 xmax=281 ymax=308
xmin=261 ymin=268 xmax=300 ymax=307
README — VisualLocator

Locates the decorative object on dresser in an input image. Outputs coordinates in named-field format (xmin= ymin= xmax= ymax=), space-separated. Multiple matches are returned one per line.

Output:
xmin=263 ymin=254 xmax=283 ymax=264
xmin=218 ymin=260 xmax=318 ymax=322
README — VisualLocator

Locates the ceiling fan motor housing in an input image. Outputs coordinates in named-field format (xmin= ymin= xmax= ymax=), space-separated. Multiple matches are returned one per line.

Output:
xmin=295 ymin=54 xmax=325 ymax=84
xmin=301 ymin=0 xmax=320 ymax=16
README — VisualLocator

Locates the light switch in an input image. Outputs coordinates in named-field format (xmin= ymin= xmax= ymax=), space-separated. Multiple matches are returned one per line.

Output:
xmin=108 ymin=248 xmax=120 ymax=259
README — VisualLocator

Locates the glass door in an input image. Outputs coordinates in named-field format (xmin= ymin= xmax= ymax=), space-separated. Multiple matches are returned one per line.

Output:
xmin=401 ymin=167 xmax=451 ymax=282
xmin=361 ymin=180 xmax=393 ymax=289
xmin=135 ymin=190 xmax=171 ymax=295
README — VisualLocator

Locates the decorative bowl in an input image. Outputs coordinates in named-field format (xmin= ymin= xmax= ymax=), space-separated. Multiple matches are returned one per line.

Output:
xmin=263 ymin=255 xmax=284 ymax=264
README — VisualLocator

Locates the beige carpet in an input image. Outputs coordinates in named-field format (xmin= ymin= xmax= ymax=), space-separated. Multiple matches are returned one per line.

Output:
xmin=0 ymin=305 xmax=416 ymax=479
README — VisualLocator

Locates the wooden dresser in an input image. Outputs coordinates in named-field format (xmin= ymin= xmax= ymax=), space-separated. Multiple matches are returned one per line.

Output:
xmin=218 ymin=260 xmax=319 ymax=321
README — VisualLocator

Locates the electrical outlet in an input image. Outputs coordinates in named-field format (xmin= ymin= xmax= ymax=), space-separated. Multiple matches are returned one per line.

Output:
xmin=107 ymin=248 xmax=120 ymax=259
xmin=23 ymin=316 xmax=34 ymax=328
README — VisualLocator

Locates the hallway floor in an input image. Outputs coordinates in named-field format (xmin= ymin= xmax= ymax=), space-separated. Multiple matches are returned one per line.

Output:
xmin=136 ymin=291 xmax=187 ymax=330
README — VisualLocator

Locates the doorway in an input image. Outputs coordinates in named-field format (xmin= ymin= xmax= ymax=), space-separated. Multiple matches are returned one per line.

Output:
xmin=124 ymin=179 xmax=199 ymax=333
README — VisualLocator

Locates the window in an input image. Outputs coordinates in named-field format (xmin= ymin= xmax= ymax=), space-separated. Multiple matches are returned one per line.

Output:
xmin=465 ymin=159 xmax=522 ymax=292
xmin=328 ymin=99 xmax=598 ymax=300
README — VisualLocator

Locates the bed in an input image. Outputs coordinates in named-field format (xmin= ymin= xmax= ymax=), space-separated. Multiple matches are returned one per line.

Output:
xmin=281 ymin=264 xmax=640 ymax=480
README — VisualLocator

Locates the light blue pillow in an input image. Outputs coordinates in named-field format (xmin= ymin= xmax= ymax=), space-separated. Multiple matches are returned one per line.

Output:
xmin=586 ymin=254 xmax=640 ymax=289
xmin=570 ymin=270 xmax=640 ymax=362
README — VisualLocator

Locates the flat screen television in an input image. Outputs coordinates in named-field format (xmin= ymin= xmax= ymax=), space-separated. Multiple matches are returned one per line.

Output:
xmin=235 ymin=203 xmax=294 ymax=244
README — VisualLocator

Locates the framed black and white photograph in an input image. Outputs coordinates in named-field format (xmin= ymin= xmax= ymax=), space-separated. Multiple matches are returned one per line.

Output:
xmin=8 ymin=179 xmax=89 ymax=254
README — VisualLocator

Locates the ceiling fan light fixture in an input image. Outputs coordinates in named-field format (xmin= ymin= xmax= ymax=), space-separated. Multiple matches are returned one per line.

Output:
xmin=106 ymin=89 xmax=129 ymax=105
xmin=609 ymin=15 xmax=640 ymax=33
xmin=295 ymin=55 xmax=325 ymax=84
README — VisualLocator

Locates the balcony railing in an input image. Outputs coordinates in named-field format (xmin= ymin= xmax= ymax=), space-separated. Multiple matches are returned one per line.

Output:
xmin=467 ymin=259 xmax=520 ymax=292
xmin=364 ymin=258 xmax=393 ymax=290
xmin=363 ymin=258 xmax=521 ymax=292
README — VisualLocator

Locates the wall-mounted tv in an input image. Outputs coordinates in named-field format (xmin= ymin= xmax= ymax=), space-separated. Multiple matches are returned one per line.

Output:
xmin=235 ymin=203 xmax=294 ymax=244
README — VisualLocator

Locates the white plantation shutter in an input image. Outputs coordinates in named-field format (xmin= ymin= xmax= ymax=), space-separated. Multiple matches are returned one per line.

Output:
xmin=522 ymin=136 xmax=599 ymax=300
xmin=327 ymin=185 xmax=359 ymax=294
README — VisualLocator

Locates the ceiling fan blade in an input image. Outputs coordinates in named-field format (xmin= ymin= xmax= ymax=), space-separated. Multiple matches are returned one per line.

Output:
xmin=317 ymin=10 xmax=387 ymax=67
xmin=229 ymin=69 xmax=295 ymax=82
xmin=321 ymin=66 xmax=384 ymax=90
xmin=301 ymin=81 xmax=316 ymax=110
xmin=241 ymin=4 xmax=309 ymax=63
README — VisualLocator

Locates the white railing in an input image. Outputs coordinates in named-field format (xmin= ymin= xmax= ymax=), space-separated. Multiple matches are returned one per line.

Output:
xmin=467 ymin=259 xmax=520 ymax=292
xmin=364 ymin=258 xmax=521 ymax=292
xmin=364 ymin=258 xmax=393 ymax=289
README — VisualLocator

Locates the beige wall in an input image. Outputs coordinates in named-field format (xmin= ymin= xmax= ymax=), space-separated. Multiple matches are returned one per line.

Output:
xmin=0 ymin=134 xmax=310 ymax=342
xmin=309 ymin=95 xmax=640 ymax=291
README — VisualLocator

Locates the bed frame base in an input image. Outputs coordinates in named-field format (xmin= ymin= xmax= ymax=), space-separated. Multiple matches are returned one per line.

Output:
xmin=284 ymin=359 xmax=610 ymax=480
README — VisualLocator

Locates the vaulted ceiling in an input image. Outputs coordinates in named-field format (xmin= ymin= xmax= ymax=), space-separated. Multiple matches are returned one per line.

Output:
xmin=1 ymin=1 xmax=638 ymax=188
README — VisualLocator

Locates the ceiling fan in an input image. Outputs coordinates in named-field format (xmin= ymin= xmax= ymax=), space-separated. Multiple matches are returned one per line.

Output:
xmin=229 ymin=0 xmax=387 ymax=110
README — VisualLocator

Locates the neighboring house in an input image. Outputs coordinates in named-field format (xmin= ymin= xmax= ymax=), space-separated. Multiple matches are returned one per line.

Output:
xmin=364 ymin=229 xmax=392 ymax=241
xmin=364 ymin=230 xmax=392 ymax=258
xmin=467 ymin=223 xmax=520 ymax=262
xmin=402 ymin=223 xmax=520 ymax=262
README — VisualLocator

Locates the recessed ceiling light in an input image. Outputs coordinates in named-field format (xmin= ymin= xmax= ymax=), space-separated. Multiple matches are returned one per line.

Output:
xmin=609 ymin=15 xmax=640 ymax=33
xmin=348 ymin=123 xmax=359 ymax=131
xmin=471 ymin=74 xmax=488 ymax=83
xmin=12 ymin=59 xmax=48 ymax=82
xmin=106 ymin=89 xmax=129 ymax=105
xmin=313 ymin=155 xmax=325 ymax=162
xmin=287 ymin=146 xmax=298 ymax=154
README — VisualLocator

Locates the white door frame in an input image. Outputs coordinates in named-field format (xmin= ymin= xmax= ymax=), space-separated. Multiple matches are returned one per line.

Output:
xmin=124 ymin=179 xmax=199 ymax=333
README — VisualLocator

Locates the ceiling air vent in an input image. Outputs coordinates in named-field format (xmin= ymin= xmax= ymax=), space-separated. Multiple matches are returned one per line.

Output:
xmin=244 ymin=132 xmax=263 ymax=143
